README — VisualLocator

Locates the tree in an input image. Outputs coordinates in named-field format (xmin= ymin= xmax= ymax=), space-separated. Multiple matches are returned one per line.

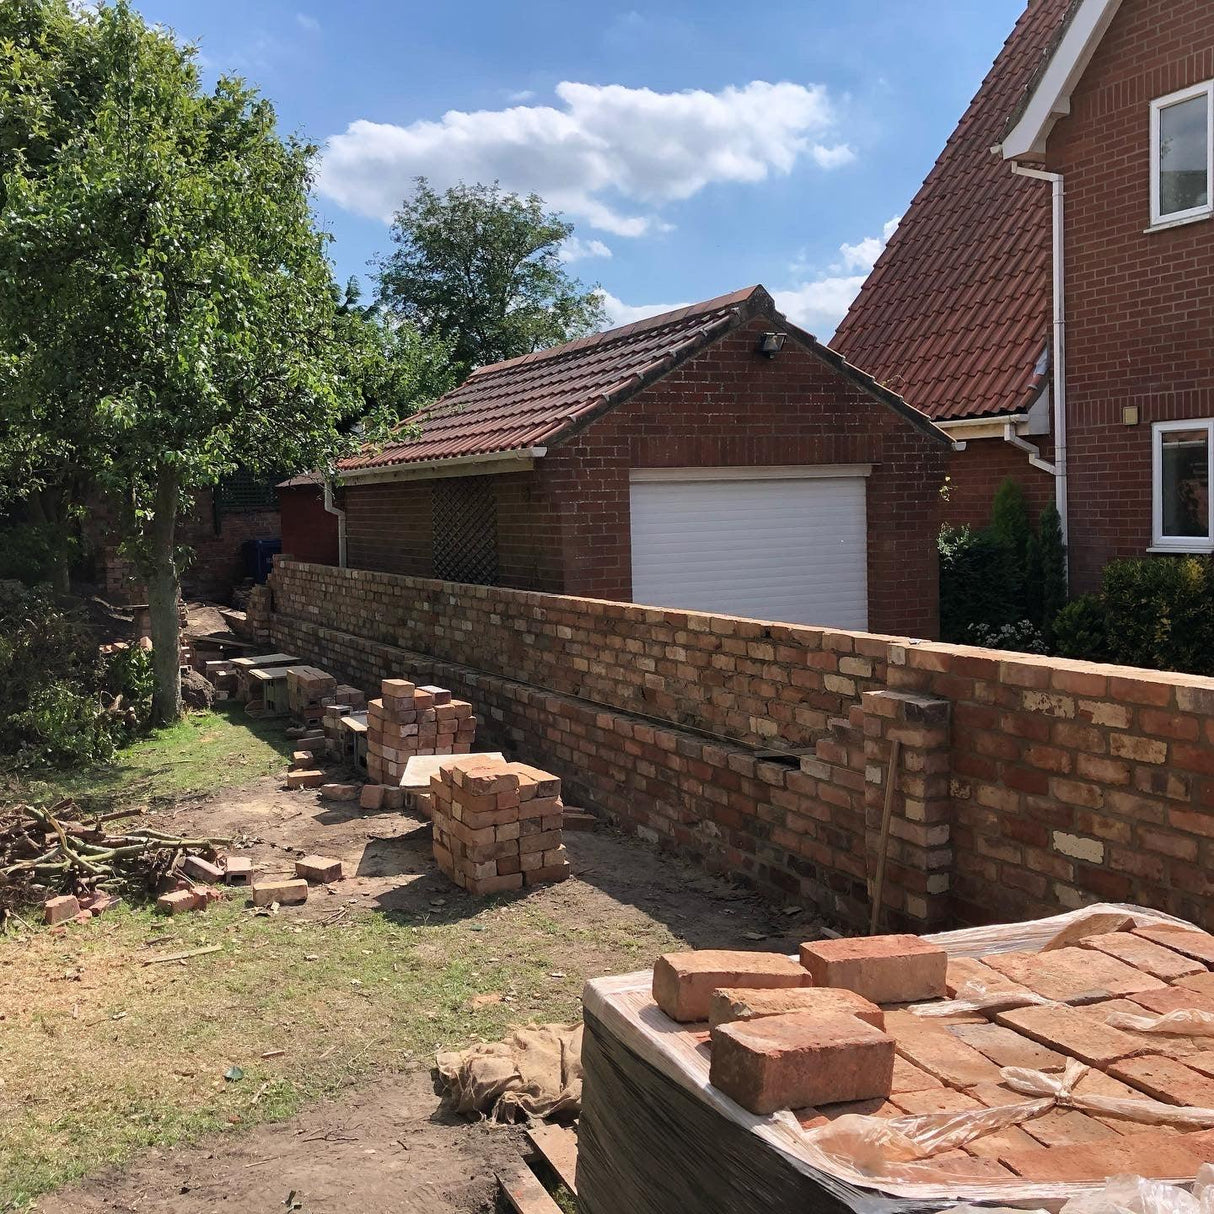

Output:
xmin=0 ymin=1 xmax=421 ymax=724
xmin=1037 ymin=502 xmax=1067 ymax=642
xmin=376 ymin=179 xmax=607 ymax=377
xmin=989 ymin=477 xmax=1034 ymax=619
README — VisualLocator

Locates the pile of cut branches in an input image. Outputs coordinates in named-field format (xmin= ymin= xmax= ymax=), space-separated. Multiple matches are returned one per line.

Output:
xmin=0 ymin=798 xmax=229 ymax=913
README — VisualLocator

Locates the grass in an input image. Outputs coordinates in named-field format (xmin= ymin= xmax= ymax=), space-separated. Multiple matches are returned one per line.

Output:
xmin=0 ymin=707 xmax=684 ymax=1208
xmin=7 ymin=702 xmax=294 ymax=811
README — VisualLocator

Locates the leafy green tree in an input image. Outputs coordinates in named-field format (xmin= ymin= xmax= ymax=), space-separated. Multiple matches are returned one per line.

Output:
xmin=1037 ymin=502 xmax=1067 ymax=641
xmin=376 ymin=178 xmax=608 ymax=378
xmin=0 ymin=1 xmax=419 ymax=724
xmin=989 ymin=478 xmax=1034 ymax=618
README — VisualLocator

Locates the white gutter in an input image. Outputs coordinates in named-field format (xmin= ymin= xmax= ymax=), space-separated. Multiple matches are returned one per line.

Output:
xmin=1011 ymin=164 xmax=1070 ymax=570
xmin=338 ymin=445 xmax=548 ymax=486
xmin=323 ymin=479 xmax=347 ymax=569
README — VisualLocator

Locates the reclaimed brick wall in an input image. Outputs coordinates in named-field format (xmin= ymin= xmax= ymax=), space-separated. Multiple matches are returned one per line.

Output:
xmin=1046 ymin=0 xmax=1214 ymax=591
xmin=270 ymin=559 xmax=1214 ymax=932
xmin=336 ymin=316 xmax=949 ymax=639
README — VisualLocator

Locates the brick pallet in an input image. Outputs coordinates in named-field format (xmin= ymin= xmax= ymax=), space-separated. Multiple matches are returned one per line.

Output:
xmin=430 ymin=756 xmax=569 ymax=894
xmin=365 ymin=678 xmax=477 ymax=785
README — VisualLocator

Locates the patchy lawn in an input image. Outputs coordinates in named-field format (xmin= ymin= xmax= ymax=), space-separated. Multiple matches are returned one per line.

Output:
xmin=0 ymin=709 xmax=820 ymax=1211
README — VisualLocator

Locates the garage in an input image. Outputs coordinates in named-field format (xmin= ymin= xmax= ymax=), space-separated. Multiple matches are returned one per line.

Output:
xmin=628 ymin=466 xmax=871 ymax=629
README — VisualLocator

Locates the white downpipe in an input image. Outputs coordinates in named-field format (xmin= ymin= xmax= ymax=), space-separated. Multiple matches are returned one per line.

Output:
xmin=323 ymin=479 xmax=347 ymax=569
xmin=1012 ymin=165 xmax=1070 ymax=576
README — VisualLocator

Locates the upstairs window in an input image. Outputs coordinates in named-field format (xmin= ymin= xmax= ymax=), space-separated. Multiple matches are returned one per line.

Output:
xmin=1150 ymin=82 xmax=1214 ymax=226
xmin=1153 ymin=419 xmax=1214 ymax=550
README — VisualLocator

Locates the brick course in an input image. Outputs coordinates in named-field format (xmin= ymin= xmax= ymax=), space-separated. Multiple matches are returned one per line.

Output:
xmin=270 ymin=559 xmax=1214 ymax=932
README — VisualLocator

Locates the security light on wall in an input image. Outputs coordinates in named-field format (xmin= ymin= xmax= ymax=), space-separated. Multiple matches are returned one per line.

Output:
xmin=758 ymin=331 xmax=787 ymax=358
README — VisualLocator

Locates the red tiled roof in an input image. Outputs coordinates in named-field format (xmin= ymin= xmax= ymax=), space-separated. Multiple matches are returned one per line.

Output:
xmin=831 ymin=0 xmax=1073 ymax=422
xmin=339 ymin=287 xmax=764 ymax=472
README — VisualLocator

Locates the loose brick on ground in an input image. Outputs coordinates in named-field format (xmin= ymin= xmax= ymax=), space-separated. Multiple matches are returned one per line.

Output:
xmin=1110 ymin=1055 xmax=1214 ymax=1106
xmin=359 ymin=783 xmax=386 ymax=810
xmin=156 ymin=889 xmax=203 ymax=915
xmin=653 ymin=950 xmax=809 ymax=1023
xmin=1134 ymin=926 xmax=1214 ymax=967
xmin=708 ymin=986 xmax=884 ymax=1030
xmin=1041 ymin=912 xmax=1137 ymax=951
xmin=798 ymin=934 xmax=946 ymax=1004
xmin=224 ymin=856 xmax=253 ymax=886
xmin=709 ymin=1012 xmax=895 ymax=1115
xmin=295 ymin=855 xmax=343 ymax=884
xmin=44 ymin=894 xmax=80 ymax=925
xmin=181 ymin=855 xmax=224 ymax=884
xmin=981 ymin=947 xmax=1166 ymax=1002
xmin=251 ymin=878 xmax=308 ymax=907
xmin=1079 ymin=931 xmax=1205 ymax=981
xmin=995 ymin=1003 xmax=1149 ymax=1066
xmin=318 ymin=783 xmax=360 ymax=802
xmin=947 ymin=1021 xmax=1067 ymax=1071
xmin=999 ymin=1128 xmax=1214 ymax=1181
xmin=286 ymin=769 xmax=325 ymax=790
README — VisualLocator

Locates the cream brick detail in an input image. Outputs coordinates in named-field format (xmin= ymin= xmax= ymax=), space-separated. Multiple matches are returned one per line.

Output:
xmin=1052 ymin=831 xmax=1105 ymax=864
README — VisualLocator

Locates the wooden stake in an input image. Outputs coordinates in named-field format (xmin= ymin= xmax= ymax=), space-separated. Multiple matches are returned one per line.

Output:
xmin=868 ymin=738 xmax=902 ymax=937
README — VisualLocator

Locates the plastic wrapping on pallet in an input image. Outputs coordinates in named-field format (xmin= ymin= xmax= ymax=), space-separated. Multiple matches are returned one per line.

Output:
xmin=578 ymin=903 xmax=1212 ymax=1214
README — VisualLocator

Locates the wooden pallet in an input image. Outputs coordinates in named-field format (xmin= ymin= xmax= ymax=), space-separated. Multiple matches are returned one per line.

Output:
xmin=498 ymin=1122 xmax=578 ymax=1212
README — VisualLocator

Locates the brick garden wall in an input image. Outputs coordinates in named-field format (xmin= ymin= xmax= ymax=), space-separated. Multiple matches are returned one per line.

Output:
xmin=270 ymin=559 xmax=1214 ymax=933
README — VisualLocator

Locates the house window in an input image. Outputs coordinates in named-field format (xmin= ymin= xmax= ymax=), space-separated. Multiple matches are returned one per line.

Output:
xmin=1153 ymin=420 xmax=1214 ymax=550
xmin=1150 ymin=82 xmax=1214 ymax=226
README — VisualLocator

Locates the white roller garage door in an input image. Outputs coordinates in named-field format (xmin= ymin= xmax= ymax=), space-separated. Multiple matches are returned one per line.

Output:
xmin=629 ymin=466 xmax=870 ymax=629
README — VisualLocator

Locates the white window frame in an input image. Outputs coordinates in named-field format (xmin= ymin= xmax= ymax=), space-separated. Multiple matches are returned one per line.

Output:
xmin=1149 ymin=81 xmax=1214 ymax=229
xmin=1152 ymin=418 xmax=1214 ymax=552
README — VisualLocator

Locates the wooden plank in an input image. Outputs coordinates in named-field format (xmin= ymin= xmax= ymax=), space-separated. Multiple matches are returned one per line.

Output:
xmin=230 ymin=653 xmax=300 ymax=670
xmin=526 ymin=1123 xmax=578 ymax=1195
xmin=497 ymin=1164 xmax=563 ymax=1214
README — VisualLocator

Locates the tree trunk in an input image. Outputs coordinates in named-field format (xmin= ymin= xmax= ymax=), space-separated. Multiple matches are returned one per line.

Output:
xmin=146 ymin=469 xmax=182 ymax=727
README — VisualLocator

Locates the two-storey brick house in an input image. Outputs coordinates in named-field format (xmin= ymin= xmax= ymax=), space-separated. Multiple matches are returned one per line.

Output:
xmin=835 ymin=0 xmax=1214 ymax=592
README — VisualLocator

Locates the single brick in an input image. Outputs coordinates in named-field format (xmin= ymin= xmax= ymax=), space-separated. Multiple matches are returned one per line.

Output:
xmin=465 ymin=871 xmax=524 ymax=895
xmin=652 ymin=950 xmax=810 ymax=1023
xmin=999 ymin=1129 xmax=1214 ymax=1182
xmin=251 ymin=878 xmax=308 ymax=907
xmin=1041 ymin=911 xmax=1137 ymax=951
xmin=1129 ymin=986 xmax=1214 ymax=1016
xmin=1108 ymin=1055 xmax=1214 ymax=1107
xmin=996 ymin=1003 xmax=1148 ymax=1066
xmin=359 ymin=783 xmax=386 ymax=810
xmin=1174 ymin=971 xmax=1214 ymax=997
xmin=182 ymin=855 xmax=224 ymax=884
xmin=885 ymin=1018 xmax=1003 ymax=1088
xmin=290 ymin=750 xmax=313 ymax=768
xmin=1134 ymin=925 xmax=1214 ymax=967
xmin=286 ymin=769 xmax=326 ymax=790
xmin=709 ymin=1012 xmax=895 ymax=1115
xmin=1079 ymin=930 xmax=1205 ymax=981
xmin=224 ymin=856 xmax=253 ymax=886
xmin=319 ymin=783 xmax=360 ymax=801
xmin=981 ymin=947 xmax=1166 ymax=1002
xmin=798 ymin=934 xmax=946 ymax=1004
xmin=295 ymin=855 xmax=343 ymax=884
xmin=525 ymin=862 xmax=571 ymax=885
xmin=708 ymin=986 xmax=885 ymax=1031
xmin=44 ymin=894 xmax=81 ymax=925
xmin=156 ymin=889 xmax=203 ymax=915
xmin=945 ymin=955 xmax=1034 ymax=1003
xmin=947 ymin=1021 xmax=1067 ymax=1071
xmin=891 ymin=1055 xmax=944 ymax=1093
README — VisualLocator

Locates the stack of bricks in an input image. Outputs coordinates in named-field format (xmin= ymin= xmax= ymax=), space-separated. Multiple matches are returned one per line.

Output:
xmin=365 ymin=678 xmax=477 ymax=785
xmin=321 ymin=685 xmax=366 ymax=758
xmin=429 ymin=756 xmax=569 ymax=894
xmin=286 ymin=666 xmax=336 ymax=723
xmin=245 ymin=584 xmax=272 ymax=643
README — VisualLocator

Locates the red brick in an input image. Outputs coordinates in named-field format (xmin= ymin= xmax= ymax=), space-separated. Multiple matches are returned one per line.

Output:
xmin=1079 ymin=931 xmax=1205 ymax=981
xmin=182 ymin=855 xmax=224 ymax=884
xmin=251 ymin=878 xmax=308 ymax=907
xmin=709 ymin=1012 xmax=895 ymax=1115
xmin=1129 ymin=987 xmax=1214 ymax=1017
xmin=1108 ymin=1056 xmax=1214 ymax=1107
xmin=708 ymin=986 xmax=884 ymax=1031
xmin=44 ymin=894 xmax=81 ymax=925
xmin=981 ymin=947 xmax=1166 ymax=1002
xmin=799 ymin=934 xmax=946 ymax=1003
xmin=995 ymin=1003 xmax=1147 ymax=1066
xmin=999 ymin=1129 xmax=1214 ymax=1181
xmin=1134 ymin=925 xmax=1214 ymax=966
xmin=156 ymin=889 xmax=203 ymax=915
xmin=286 ymin=769 xmax=325 ymax=789
xmin=295 ymin=855 xmax=344 ymax=884
xmin=224 ymin=856 xmax=253 ymax=886
xmin=652 ymin=950 xmax=809 ymax=1023
xmin=359 ymin=783 xmax=386 ymax=810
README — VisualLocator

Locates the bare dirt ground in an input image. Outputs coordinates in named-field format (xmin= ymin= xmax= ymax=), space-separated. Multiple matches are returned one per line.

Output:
xmin=31 ymin=774 xmax=821 ymax=1213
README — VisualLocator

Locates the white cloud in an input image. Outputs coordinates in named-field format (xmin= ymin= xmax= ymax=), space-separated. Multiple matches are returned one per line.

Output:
xmin=596 ymin=291 xmax=688 ymax=327
xmin=318 ymin=80 xmax=853 ymax=236
xmin=775 ymin=215 xmax=901 ymax=338
xmin=296 ymin=12 xmax=320 ymax=32
xmin=507 ymin=89 xmax=536 ymax=103
xmin=560 ymin=237 xmax=613 ymax=263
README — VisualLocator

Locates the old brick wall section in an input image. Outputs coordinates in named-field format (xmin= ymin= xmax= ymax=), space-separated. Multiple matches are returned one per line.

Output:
xmin=1046 ymin=0 xmax=1214 ymax=590
xmin=271 ymin=560 xmax=1214 ymax=932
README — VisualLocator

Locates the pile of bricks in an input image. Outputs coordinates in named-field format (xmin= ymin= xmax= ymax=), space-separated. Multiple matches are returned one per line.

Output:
xmin=286 ymin=665 xmax=336 ymax=723
xmin=646 ymin=913 xmax=1214 ymax=1183
xmin=365 ymin=678 xmax=477 ymax=785
xmin=430 ymin=756 xmax=569 ymax=894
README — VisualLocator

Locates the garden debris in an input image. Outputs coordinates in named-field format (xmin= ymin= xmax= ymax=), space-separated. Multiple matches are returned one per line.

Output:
xmin=0 ymin=799 xmax=230 ymax=915
xmin=142 ymin=943 xmax=223 ymax=965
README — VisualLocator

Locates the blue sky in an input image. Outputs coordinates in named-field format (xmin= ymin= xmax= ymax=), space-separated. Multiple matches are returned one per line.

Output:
xmin=136 ymin=0 xmax=1024 ymax=338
